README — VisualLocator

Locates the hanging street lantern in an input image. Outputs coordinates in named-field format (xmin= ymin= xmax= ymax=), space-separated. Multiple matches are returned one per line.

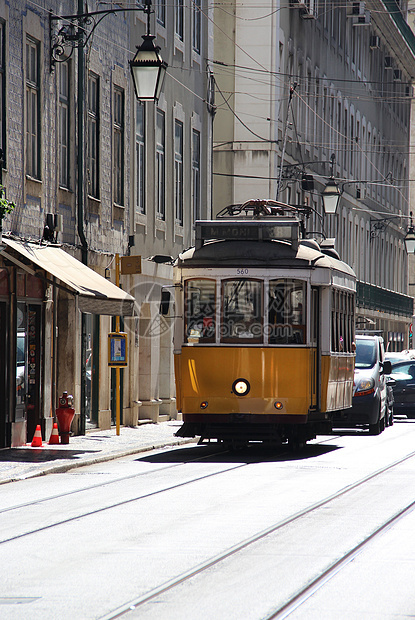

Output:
xmin=130 ymin=34 xmax=167 ymax=102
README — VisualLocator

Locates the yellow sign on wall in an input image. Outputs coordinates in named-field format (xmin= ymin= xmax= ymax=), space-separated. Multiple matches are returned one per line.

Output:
xmin=120 ymin=255 xmax=141 ymax=275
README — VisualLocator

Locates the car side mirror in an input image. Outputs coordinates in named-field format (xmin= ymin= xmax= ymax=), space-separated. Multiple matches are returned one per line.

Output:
xmin=160 ymin=290 xmax=171 ymax=316
xmin=382 ymin=360 xmax=392 ymax=375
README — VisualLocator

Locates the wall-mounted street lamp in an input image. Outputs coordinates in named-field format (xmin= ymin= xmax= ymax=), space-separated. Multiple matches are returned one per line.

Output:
xmin=404 ymin=220 xmax=415 ymax=254
xmin=321 ymin=154 xmax=395 ymax=217
xmin=50 ymin=0 xmax=167 ymax=103
xmin=370 ymin=212 xmax=415 ymax=254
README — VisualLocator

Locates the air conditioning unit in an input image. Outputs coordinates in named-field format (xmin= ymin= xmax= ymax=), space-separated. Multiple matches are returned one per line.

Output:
xmin=393 ymin=69 xmax=402 ymax=81
xmin=352 ymin=12 xmax=371 ymax=26
xmin=385 ymin=56 xmax=393 ymax=69
xmin=369 ymin=35 xmax=380 ymax=50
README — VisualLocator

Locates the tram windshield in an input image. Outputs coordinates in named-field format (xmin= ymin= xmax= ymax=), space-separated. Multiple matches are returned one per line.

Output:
xmin=268 ymin=279 xmax=306 ymax=344
xmin=184 ymin=277 xmax=308 ymax=345
xmin=221 ymin=279 xmax=263 ymax=343
xmin=185 ymin=279 xmax=216 ymax=343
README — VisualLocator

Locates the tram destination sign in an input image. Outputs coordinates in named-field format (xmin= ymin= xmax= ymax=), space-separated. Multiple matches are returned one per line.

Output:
xmin=195 ymin=219 xmax=299 ymax=248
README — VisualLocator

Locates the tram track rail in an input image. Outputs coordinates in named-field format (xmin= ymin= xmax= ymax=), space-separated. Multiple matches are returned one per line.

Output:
xmin=0 ymin=434 xmax=344 ymax=517
xmin=266 ymin=497 xmax=415 ymax=619
xmin=97 ymin=446 xmax=415 ymax=619
xmin=0 ymin=444 xmax=230 ymax=516
xmin=1 ymin=438 xmax=412 ymax=549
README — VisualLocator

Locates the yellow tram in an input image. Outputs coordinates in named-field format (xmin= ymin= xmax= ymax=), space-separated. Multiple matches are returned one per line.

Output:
xmin=172 ymin=200 xmax=356 ymax=447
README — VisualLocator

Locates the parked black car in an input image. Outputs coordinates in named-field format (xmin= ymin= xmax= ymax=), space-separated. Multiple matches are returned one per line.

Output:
xmin=388 ymin=360 xmax=415 ymax=418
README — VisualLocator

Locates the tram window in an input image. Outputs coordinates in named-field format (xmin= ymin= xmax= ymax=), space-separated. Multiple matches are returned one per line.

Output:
xmin=221 ymin=279 xmax=263 ymax=343
xmin=184 ymin=279 xmax=216 ymax=343
xmin=331 ymin=290 xmax=355 ymax=353
xmin=268 ymin=279 xmax=306 ymax=344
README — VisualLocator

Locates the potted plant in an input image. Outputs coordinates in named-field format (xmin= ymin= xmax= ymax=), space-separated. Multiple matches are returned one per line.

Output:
xmin=0 ymin=185 xmax=16 ymax=236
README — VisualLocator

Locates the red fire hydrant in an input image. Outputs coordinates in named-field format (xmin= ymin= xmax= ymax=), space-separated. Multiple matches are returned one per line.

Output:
xmin=56 ymin=392 xmax=75 ymax=444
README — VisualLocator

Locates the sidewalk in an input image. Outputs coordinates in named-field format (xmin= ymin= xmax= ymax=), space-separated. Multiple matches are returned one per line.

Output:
xmin=0 ymin=421 xmax=196 ymax=485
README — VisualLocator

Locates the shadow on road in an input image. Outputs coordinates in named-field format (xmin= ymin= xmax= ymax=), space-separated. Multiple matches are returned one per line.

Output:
xmin=138 ymin=442 xmax=341 ymax=465
xmin=0 ymin=448 xmax=99 ymax=463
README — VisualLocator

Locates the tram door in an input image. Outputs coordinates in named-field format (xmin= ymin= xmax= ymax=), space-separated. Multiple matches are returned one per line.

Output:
xmin=310 ymin=287 xmax=321 ymax=411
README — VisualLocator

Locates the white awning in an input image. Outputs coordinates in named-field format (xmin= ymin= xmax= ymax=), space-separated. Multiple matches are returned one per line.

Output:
xmin=1 ymin=239 xmax=135 ymax=316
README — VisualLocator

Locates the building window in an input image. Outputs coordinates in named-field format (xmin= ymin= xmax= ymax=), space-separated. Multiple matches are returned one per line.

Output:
xmin=192 ymin=129 xmax=200 ymax=222
xmin=26 ymin=37 xmax=40 ymax=179
xmin=175 ymin=0 xmax=184 ymax=41
xmin=156 ymin=0 xmax=166 ymax=27
xmin=113 ymin=87 xmax=124 ymax=206
xmin=59 ymin=61 xmax=70 ymax=188
xmin=193 ymin=0 xmax=201 ymax=54
xmin=0 ymin=22 xmax=5 ymax=167
xmin=174 ymin=120 xmax=184 ymax=225
xmin=87 ymin=73 xmax=99 ymax=199
xmin=136 ymin=101 xmax=145 ymax=215
xmin=156 ymin=109 xmax=165 ymax=220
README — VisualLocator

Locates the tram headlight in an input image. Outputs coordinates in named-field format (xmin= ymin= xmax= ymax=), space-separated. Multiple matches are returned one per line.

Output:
xmin=200 ymin=401 xmax=208 ymax=409
xmin=232 ymin=378 xmax=250 ymax=396
xmin=274 ymin=401 xmax=283 ymax=410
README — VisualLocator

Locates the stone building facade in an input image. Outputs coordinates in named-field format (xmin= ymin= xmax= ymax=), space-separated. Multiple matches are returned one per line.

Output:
xmin=212 ymin=0 xmax=415 ymax=348
xmin=0 ymin=0 xmax=212 ymax=447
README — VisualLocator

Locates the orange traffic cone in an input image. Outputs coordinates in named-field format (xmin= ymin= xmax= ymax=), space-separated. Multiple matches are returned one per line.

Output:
xmin=48 ymin=423 xmax=60 ymax=445
xmin=31 ymin=425 xmax=43 ymax=447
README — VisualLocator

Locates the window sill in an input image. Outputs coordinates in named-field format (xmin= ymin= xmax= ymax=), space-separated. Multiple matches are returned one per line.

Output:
xmin=26 ymin=175 xmax=42 ymax=184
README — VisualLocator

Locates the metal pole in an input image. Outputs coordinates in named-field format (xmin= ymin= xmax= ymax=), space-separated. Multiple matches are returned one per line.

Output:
xmin=115 ymin=254 xmax=120 ymax=436
xmin=0 ymin=148 xmax=3 ymax=239
xmin=276 ymin=83 xmax=297 ymax=201
xmin=78 ymin=0 xmax=88 ymax=435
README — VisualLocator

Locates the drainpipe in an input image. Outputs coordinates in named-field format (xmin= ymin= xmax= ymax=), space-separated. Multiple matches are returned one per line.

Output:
xmin=77 ymin=0 xmax=88 ymax=265
xmin=78 ymin=0 xmax=87 ymax=435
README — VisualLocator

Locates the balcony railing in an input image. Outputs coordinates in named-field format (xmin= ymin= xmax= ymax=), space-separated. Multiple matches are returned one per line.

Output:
xmin=356 ymin=281 xmax=413 ymax=317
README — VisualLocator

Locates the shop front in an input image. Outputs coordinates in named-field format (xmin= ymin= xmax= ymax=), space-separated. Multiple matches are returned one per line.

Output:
xmin=0 ymin=239 xmax=135 ymax=447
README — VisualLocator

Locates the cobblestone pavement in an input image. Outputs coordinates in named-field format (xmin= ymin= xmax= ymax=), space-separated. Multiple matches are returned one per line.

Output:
xmin=0 ymin=422 xmax=196 ymax=485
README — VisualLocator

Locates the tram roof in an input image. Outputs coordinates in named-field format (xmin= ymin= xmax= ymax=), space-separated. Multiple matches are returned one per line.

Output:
xmin=177 ymin=237 xmax=355 ymax=279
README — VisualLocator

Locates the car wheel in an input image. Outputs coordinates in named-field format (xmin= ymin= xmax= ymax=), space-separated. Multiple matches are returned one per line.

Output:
xmin=369 ymin=419 xmax=381 ymax=435
xmin=369 ymin=407 xmax=382 ymax=435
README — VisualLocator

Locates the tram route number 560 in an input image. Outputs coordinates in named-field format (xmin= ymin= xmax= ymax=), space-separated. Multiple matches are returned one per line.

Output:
xmin=236 ymin=268 xmax=249 ymax=275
